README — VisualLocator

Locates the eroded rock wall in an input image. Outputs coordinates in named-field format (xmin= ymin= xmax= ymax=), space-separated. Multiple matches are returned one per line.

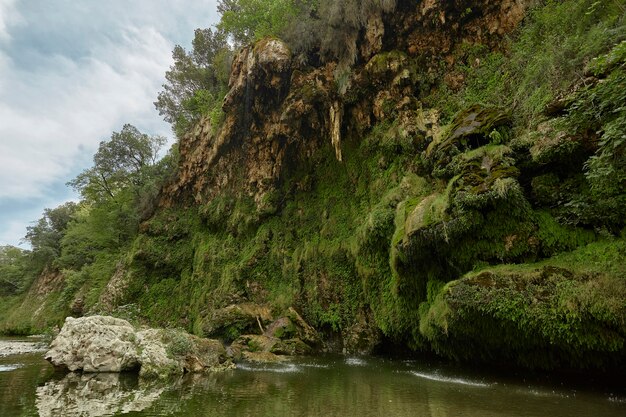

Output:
xmin=161 ymin=0 xmax=533 ymax=209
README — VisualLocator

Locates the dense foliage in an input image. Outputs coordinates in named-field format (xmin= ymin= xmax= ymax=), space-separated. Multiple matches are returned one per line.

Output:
xmin=0 ymin=246 xmax=33 ymax=295
xmin=155 ymin=29 xmax=233 ymax=137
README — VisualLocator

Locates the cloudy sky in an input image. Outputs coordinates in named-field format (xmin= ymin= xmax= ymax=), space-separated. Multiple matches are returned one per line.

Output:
xmin=0 ymin=0 xmax=220 ymax=247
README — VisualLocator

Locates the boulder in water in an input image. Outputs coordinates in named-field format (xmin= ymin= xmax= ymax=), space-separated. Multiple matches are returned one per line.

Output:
xmin=45 ymin=316 xmax=233 ymax=378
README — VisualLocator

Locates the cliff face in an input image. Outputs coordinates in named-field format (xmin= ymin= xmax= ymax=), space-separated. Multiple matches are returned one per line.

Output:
xmin=162 ymin=0 xmax=533 ymax=208
xmin=126 ymin=0 xmax=626 ymax=369
xmin=7 ymin=0 xmax=624 ymax=372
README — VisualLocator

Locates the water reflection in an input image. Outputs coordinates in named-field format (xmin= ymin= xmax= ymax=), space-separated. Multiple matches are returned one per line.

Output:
xmin=36 ymin=373 xmax=164 ymax=417
xmin=27 ymin=359 xmax=626 ymax=417
xmin=2 ymin=339 xmax=625 ymax=417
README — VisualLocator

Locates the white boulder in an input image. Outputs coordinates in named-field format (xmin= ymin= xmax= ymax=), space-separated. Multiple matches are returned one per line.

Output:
xmin=45 ymin=316 xmax=138 ymax=372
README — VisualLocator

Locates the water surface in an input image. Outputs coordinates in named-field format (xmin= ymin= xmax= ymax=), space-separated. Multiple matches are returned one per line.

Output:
xmin=1 ymin=337 xmax=625 ymax=417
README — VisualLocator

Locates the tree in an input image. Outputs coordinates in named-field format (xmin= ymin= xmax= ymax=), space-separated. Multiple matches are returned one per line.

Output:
xmin=68 ymin=124 xmax=167 ymax=202
xmin=60 ymin=126 xmax=176 ymax=269
xmin=216 ymin=0 xmax=397 ymax=71
xmin=24 ymin=202 xmax=78 ymax=269
xmin=155 ymin=28 xmax=232 ymax=137
xmin=217 ymin=0 xmax=304 ymax=46
xmin=0 ymin=245 xmax=31 ymax=295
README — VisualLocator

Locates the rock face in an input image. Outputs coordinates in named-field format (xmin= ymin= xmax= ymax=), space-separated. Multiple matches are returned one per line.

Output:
xmin=202 ymin=303 xmax=273 ymax=341
xmin=227 ymin=308 xmax=323 ymax=363
xmin=92 ymin=0 xmax=625 ymax=373
xmin=45 ymin=316 xmax=232 ymax=378
xmin=45 ymin=316 xmax=138 ymax=373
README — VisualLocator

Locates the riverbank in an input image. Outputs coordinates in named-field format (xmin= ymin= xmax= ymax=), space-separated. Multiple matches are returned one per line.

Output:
xmin=0 ymin=337 xmax=47 ymax=358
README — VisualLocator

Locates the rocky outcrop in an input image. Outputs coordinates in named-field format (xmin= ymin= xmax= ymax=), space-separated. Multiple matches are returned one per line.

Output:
xmin=394 ymin=0 xmax=533 ymax=63
xmin=45 ymin=316 xmax=138 ymax=373
xmin=160 ymin=1 xmax=534 ymax=212
xmin=121 ymin=0 xmax=623 ymax=372
xmin=45 ymin=316 xmax=233 ymax=378
xmin=420 ymin=243 xmax=626 ymax=370
xmin=202 ymin=303 xmax=272 ymax=341
xmin=227 ymin=308 xmax=322 ymax=363
xmin=162 ymin=37 xmax=330 ymax=207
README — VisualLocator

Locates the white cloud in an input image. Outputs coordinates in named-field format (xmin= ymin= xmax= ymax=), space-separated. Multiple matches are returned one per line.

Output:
xmin=0 ymin=0 xmax=22 ymax=43
xmin=0 ymin=26 xmax=173 ymax=200
xmin=0 ymin=1 xmax=221 ymax=246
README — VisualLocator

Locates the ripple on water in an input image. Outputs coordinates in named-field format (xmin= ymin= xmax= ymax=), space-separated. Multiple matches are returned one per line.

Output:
xmin=520 ymin=388 xmax=571 ymax=399
xmin=608 ymin=396 xmax=626 ymax=404
xmin=237 ymin=363 xmax=303 ymax=374
xmin=299 ymin=363 xmax=330 ymax=369
xmin=0 ymin=364 xmax=22 ymax=372
xmin=410 ymin=371 xmax=490 ymax=387
xmin=345 ymin=357 xmax=367 ymax=366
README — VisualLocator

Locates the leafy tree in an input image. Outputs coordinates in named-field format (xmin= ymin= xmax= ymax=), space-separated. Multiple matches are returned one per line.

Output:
xmin=24 ymin=202 xmax=78 ymax=270
xmin=60 ymin=128 xmax=178 ymax=269
xmin=217 ymin=0 xmax=397 ymax=72
xmin=155 ymin=28 xmax=232 ymax=137
xmin=68 ymin=124 xmax=167 ymax=202
xmin=0 ymin=246 xmax=32 ymax=295
xmin=217 ymin=0 xmax=304 ymax=45
xmin=58 ymin=199 xmax=131 ymax=268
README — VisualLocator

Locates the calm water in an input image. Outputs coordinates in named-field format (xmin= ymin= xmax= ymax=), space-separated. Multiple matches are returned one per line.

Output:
xmin=1 ymin=337 xmax=625 ymax=417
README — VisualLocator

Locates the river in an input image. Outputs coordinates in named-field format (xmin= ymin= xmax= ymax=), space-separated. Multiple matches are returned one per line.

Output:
xmin=1 ymin=337 xmax=625 ymax=416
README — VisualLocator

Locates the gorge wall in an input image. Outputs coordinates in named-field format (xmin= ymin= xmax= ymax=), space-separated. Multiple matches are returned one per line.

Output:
xmin=3 ymin=0 xmax=625 ymax=372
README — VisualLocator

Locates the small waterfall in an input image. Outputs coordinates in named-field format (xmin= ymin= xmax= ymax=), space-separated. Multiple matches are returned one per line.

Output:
xmin=330 ymin=101 xmax=343 ymax=162
xmin=242 ymin=49 xmax=255 ymax=138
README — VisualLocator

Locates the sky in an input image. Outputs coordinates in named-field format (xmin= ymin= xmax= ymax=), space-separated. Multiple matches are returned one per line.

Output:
xmin=0 ymin=0 xmax=220 ymax=247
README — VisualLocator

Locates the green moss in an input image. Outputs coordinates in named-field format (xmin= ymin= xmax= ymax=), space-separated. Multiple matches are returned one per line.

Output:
xmin=366 ymin=51 xmax=409 ymax=75
xmin=164 ymin=329 xmax=194 ymax=358
xmin=420 ymin=240 xmax=626 ymax=370
xmin=534 ymin=211 xmax=596 ymax=256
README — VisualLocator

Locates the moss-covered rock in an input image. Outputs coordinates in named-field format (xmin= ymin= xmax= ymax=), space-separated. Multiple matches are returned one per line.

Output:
xmin=202 ymin=303 xmax=273 ymax=342
xmin=420 ymin=241 xmax=626 ymax=371
xmin=426 ymin=104 xmax=511 ymax=178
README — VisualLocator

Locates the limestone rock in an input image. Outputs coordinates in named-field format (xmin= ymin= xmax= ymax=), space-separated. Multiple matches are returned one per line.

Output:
xmin=241 ymin=351 xmax=287 ymax=363
xmin=135 ymin=329 xmax=232 ymax=378
xmin=228 ymin=308 xmax=321 ymax=362
xmin=360 ymin=11 xmax=385 ymax=60
xmin=45 ymin=316 xmax=233 ymax=378
xmin=135 ymin=329 xmax=182 ymax=378
xmin=284 ymin=307 xmax=323 ymax=348
xmin=45 ymin=316 xmax=139 ymax=373
xmin=265 ymin=316 xmax=297 ymax=340
xmin=228 ymin=333 xmax=285 ymax=363
xmin=231 ymin=334 xmax=279 ymax=355
xmin=342 ymin=309 xmax=382 ymax=355
xmin=426 ymin=104 xmax=511 ymax=178
xmin=270 ymin=338 xmax=313 ymax=356
xmin=202 ymin=303 xmax=273 ymax=341
xmin=223 ymin=38 xmax=291 ymax=112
